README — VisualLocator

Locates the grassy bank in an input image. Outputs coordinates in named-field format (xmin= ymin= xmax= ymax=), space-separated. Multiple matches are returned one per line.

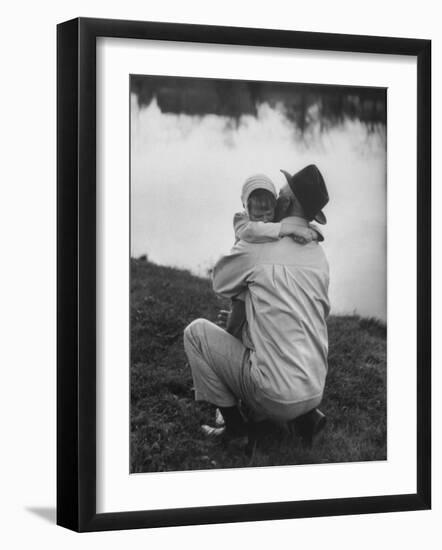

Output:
xmin=130 ymin=258 xmax=386 ymax=473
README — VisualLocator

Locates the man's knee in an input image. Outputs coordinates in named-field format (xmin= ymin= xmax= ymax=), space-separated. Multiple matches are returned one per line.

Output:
xmin=183 ymin=318 xmax=210 ymax=343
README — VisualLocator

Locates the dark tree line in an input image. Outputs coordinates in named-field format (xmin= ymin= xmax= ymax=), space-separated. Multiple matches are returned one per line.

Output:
xmin=131 ymin=75 xmax=386 ymax=131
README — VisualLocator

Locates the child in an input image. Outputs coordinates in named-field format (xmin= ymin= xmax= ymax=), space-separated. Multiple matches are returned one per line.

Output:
xmin=235 ymin=173 xmax=322 ymax=245
xmin=225 ymin=173 xmax=323 ymax=339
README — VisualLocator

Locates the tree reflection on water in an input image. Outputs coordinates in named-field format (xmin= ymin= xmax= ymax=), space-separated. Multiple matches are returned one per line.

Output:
xmin=131 ymin=75 xmax=386 ymax=135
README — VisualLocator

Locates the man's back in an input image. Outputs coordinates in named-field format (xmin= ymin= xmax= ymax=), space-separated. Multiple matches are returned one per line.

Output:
xmin=213 ymin=217 xmax=330 ymax=415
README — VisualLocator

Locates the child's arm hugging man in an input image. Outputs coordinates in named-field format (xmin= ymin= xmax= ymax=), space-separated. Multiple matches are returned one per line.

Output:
xmin=234 ymin=211 xmax=324 ymax=244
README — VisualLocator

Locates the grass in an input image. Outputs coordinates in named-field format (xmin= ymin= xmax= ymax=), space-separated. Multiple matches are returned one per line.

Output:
xmin=130 ymin=258 xmax=387 ymax=473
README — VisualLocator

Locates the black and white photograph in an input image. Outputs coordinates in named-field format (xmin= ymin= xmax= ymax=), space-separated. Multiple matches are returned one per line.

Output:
xmin=0 ymin=0 xmax=436 ymax=543
xmin=129 ymin=75 xmax=387 ymax=473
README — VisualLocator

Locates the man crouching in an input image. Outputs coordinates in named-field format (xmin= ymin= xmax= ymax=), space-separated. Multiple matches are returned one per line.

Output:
xmin=183 ymin=166 xmax=330 ymax=447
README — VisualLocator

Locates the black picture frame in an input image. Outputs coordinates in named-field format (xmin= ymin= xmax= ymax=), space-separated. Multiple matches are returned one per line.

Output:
xmin=57 ymin=17 xmax=431 ymax=532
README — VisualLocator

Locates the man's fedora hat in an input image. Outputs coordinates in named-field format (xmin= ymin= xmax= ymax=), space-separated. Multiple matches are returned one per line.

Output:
xmin=280 ymin=164 xmax=329 ymax=224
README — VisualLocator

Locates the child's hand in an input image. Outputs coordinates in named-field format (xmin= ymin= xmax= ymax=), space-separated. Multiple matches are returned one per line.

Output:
xmin=309 ymin=224 xmax=324 ymax=242
xmin=280 ymin=222 xmax=314 ymax=244
xmin=292 ymin=235 xmax=309 ymax=244
xmin=298 ymin=228 xmax=320 ymax=244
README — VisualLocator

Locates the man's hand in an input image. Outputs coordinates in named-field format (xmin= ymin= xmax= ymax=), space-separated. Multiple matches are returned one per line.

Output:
xmin=216 ymin=309 xmax=230 ymax=329
xmin=216 ymin=302 xmax=246 ymax=340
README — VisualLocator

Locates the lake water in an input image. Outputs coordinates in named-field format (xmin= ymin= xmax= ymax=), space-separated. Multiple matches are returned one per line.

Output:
xmin=131 ymin=96 xmax=386 ymax=321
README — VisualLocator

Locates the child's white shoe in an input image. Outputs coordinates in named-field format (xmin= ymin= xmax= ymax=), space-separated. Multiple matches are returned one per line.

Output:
xmin=201 ymin=424 xmax=225 ymax=438
xmin=215 ymin=408 xmax=225 ymax=427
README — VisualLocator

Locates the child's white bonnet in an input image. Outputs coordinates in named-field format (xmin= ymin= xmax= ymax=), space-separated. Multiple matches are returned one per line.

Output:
xmin=241 ymin=174 xmax=277 ymax=207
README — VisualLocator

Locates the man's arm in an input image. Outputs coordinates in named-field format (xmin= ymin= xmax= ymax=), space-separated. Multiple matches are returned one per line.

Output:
xmin=212 ymin=241 xmax=256 ymax=299
xmin=226 ymin=298 xmax=246 ymax=339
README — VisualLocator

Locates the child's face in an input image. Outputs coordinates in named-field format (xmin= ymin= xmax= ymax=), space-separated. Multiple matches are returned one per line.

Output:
xmin=248 ymin=202 xmax=275 ymax=223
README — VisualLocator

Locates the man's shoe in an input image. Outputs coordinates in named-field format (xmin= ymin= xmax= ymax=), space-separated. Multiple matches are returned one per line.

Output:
xmin=293 ymin=408 xmax=326 ymax=447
